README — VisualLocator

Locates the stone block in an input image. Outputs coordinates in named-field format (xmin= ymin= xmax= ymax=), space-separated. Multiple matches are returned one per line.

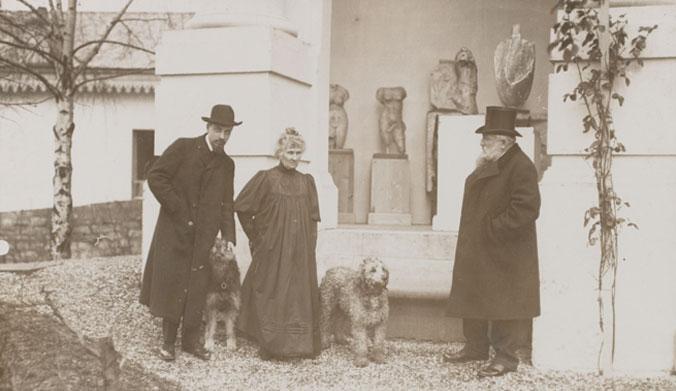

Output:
xmin=367 ymin=212 xmax=412 ymax=225
xmin=368 ymin=154 xmax=411 ymax=225
xmin=329 ymin=149 xmax=354 ymax=223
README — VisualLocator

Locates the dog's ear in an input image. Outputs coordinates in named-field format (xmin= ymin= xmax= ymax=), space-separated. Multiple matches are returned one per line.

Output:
xmin=382 ymin=263 xmax=390 ymax=284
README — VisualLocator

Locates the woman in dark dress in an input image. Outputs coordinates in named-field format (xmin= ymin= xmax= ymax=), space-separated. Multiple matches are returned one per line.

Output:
xmin=235 ymin=127 xmax=321 ymax=359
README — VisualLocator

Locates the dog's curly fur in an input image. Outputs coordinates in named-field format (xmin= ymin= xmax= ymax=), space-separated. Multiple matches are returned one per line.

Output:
xmin=320 ymin=257 xmax=390 ymax=367
xmin=204 ymin=237 xmax=241 ymax=352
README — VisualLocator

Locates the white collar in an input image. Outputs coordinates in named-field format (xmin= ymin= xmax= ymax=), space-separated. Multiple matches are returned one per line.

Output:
xmin=205 ymin=134 xmax=213 ymax=152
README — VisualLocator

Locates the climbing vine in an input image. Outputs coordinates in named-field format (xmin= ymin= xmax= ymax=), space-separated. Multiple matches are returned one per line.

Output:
xmin=550 ymin=0 xmax=656 ymax=374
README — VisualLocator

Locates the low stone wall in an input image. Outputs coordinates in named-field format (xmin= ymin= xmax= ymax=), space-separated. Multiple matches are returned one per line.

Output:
xmin=0 ymin=200 xmax=142 ymax=263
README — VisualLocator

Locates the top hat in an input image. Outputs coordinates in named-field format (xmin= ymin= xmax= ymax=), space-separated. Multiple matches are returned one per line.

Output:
xmin=475 ymin=106 xmax=521 ymax=137
xmin=201 ymin=104 xmax=243 ymax=127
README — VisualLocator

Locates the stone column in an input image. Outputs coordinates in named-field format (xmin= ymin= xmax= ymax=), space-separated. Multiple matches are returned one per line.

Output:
xmin=534 ymin=3 xmax=676 ymax=373
xmin=143 ymin=0 xmax=337 ymax=275
xmin=187 ymin=0 xmax=298 ymax=36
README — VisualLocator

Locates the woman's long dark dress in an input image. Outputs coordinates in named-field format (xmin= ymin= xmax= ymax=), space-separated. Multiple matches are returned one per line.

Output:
xmin=235 ymin=164 xmax=321 ymax=357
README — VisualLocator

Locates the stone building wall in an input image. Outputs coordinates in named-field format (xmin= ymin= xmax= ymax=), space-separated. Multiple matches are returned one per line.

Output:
xmin=0 ymin=200 xmax=142 ymax=263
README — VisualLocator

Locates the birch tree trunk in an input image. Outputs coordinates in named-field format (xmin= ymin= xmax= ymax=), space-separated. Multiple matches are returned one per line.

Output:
xmin=51 ymin=97 xmax=75 ymax=260
xmin=50 ymin=0 xmax=77 ymax=259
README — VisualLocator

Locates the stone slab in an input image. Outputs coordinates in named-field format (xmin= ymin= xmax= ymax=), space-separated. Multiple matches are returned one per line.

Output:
xmin=329 ymin=149 xmax=354 ymax=215
xmin=367 ymin=212 xmax=412 ymax=226
xmin=369 ymin=155 xmax=411 ymax=217
xmin=338 ymin=212 xmax=355 ymax=224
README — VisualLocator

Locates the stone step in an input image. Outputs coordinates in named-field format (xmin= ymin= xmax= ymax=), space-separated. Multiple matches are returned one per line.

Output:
xmin=316 ymin=225 xmax=456 ymax=300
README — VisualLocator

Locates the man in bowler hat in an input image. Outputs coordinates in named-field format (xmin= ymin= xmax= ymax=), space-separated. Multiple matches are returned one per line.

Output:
xmin=443 ymin=106 xmax=540 ymax=377
xmin=140 ymin=104 xmax=242 ymax=361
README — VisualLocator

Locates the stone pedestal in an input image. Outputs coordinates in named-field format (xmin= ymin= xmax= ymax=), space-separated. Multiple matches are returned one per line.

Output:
xmin=535 ymin=4 xmax=676 ymax=373
xmin=432 ymin=115 xmax=534 ymax=231
xmin=329 ymin=149 xmax=355 ymax=224
xmin=368 ymin=154 xmax=412 ymax=225
xmin=143 ymin=0 xmax=338 ymax=266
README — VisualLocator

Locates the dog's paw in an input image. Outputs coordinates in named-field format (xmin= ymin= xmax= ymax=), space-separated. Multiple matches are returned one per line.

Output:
xmin=353 ymin=356 xmax=369 ymax=368
xmin=204 ymin=339 xmax=215 ymax=352
xmin=226 ymin=338 xmax=237 ymax=351
xmin=321 ymin=336 xmax=331 ymax=350
xmin=370 ymin=350 xmax=386 ymax=364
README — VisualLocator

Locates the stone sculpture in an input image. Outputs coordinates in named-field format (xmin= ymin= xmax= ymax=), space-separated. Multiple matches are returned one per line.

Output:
xmin=329 ymin=84 xmax=350 ymax=149
xmin=376 ymin=86 xmax=407 ymax=155
xmin=494 ymin=24 xmax=535 ymax=108
xmin=429 ymin=47 xmax=478 ymax=114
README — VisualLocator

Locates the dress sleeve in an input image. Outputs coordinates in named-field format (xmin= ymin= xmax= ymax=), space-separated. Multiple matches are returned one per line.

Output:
xmin=234 ymin=170 xmax=267 ymax=241
xmin=306 ymin=174 xmax=321 ymax=222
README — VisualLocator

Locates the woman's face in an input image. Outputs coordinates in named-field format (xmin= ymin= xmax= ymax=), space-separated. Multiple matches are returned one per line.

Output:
xmin=279 ymin=146 xmax=303 ymax=169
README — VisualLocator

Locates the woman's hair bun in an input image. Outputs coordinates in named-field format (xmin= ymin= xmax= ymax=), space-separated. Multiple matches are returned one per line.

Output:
xmin=284 ymin=127 xmax=299 ymax=136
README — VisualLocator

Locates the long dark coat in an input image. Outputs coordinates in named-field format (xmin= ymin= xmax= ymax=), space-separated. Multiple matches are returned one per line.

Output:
xmin=235 ymin=165 xmax=322 ymax=357
xmin=446 ymin=144 xmax=541 ymax=320
xmin=139 ymin=135 xmax=236 ymax=327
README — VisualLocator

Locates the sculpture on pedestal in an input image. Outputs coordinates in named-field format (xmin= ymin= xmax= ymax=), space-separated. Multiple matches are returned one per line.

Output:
xmin=376 ymin=86 xmax=407 ymax=155
xmin=329 ymin=84 xmax=350 ymax=149
xmin=494 ymin=24 xmax=535 ymax=108
xmin=429 ymin=47 xmax=478 ymax=114
xmin=426 ymin=47 xmax=479 ymax=196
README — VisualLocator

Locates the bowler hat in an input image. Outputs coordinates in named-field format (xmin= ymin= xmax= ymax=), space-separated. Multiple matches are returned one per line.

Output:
xmin=475 ymin=106 xmax=521 ymax=137
xmin=201 ymin=104 xmax=243 ymax=127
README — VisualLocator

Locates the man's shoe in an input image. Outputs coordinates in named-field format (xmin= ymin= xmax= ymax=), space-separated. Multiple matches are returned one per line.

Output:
xmin=477 ymin=361 xmax=515 ymax=378
xmin=158 ymin=344 xmax=176 ymax=361
xmin=442 ymin=348 xmax=488 ymax=363
xmin=182 ymin=344 xmax=212 ymax=361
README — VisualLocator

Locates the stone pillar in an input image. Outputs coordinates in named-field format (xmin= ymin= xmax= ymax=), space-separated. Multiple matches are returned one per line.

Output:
xmin=187 ymin=0 xmax=298 ymax=36
xmin=534 ymin=3 xmax=676 ymax=373
xmin=368 ymin=154 xmax=412 ymax=225
xmin=143 ymin=0 xmax=338 ymax=273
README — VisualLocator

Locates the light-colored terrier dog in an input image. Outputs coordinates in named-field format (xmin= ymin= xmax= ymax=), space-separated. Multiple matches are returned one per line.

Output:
xmin=320 ymin=257 xmax=390 ymax=367
xmin=204 ymin=238 xmax=241 ymax=352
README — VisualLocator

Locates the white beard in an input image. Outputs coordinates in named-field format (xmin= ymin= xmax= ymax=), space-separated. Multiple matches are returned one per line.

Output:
xmin=475 ymin=144 xmax=505 ymax=168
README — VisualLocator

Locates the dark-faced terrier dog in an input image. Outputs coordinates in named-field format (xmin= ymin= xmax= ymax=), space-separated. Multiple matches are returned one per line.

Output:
xmin=204 ymin=237 xmax=241 ymax=352
xmin=320 ymin=257 xmax=390 ymax=367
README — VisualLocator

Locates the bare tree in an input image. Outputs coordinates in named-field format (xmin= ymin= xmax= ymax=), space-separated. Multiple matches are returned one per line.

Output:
xmin=0 ymin=0 xmax=154 ymax=259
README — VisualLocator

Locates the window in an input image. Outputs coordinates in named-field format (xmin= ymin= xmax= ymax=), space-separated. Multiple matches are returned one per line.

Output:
xmin=132 ymin=129 xmax=155 ymax=198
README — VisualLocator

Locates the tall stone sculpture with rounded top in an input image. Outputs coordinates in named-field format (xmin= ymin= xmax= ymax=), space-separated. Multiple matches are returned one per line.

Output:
xmin=494 ymin=24 xmax=535 ymax=108
xmin=329 ymin=84 xmax=349 ymax=149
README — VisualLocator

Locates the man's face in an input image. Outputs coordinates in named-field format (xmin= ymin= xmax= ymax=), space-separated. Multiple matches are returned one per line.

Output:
xmin=207 ymin=123 xmax=234 ymax=151
xmin=279 ymin=146 xmax=303 ymax=169
xmin=480 ymin=134 xmax=503 ymax=154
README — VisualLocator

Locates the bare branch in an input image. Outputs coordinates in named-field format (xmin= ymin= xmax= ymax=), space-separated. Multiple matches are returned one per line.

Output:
xmin=0 ymin=35 xmax=62 ymax=65
xmin=0 ymin=95 xmax=52 ymax=106
xmin=0 ymin=11 xmax=48 ymax=45
xmin=73 ymin=39 xmax=154 ymax=55
xmin=16 ymin=0 xmax=51 ymax=26
xmin=0 ymin=57 xmax=59 ymax=98
xmin=73 ymin=0 xmax=135 ymax=77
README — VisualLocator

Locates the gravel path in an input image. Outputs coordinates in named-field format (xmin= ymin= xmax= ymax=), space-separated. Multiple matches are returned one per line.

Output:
xmin=0 ymin=256 xmax=674 ymax=391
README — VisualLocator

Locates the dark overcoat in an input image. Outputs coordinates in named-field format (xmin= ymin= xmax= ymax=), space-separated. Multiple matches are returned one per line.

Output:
xmin=446 ymin=144 xmax=541 ymax=319
xmin=139 ymin=135 xmax=236 ymax=327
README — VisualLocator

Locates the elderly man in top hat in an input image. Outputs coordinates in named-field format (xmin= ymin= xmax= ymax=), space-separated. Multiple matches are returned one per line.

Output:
xmin=140 ymin=104 xmax=242 ymax=361
xmin=443 ymin=106 xmax=541 ymax=377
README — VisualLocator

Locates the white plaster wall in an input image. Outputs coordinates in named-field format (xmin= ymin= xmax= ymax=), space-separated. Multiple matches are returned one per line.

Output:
xmin=536 ymin=3 xmax=676 ymax=374
xmin=0 ymin=93 xmax=156 ymax=212
xmin=330 ymin=0 xmax=553 ymax=224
